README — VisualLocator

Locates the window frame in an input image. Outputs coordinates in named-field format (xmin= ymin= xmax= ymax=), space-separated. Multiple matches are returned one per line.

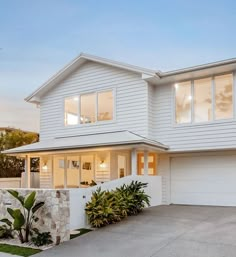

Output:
xmin=173 ymin=72 xmax=235 ymax=126
xmin=63 ymin=88 xmax=116 ymax=127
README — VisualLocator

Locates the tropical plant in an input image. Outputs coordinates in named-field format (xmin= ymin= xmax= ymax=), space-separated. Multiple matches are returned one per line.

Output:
xmin=31 ymin=229 xmax=53 ymax=246
xmin=85 ymin=181 xmax=150 ymax=228
xmin=0 ymin=224 xmax=13 ymax=239
xmin=0 ymin=190 xmax=44 ymax=243
xmin=85 ymin=188 xmax=117 ymax=227
xmin=116 ymin=181 xmax=150 ymax=215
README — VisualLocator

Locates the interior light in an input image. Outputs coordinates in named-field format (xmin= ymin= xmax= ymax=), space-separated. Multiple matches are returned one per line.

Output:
xmin=73 ymin=97 xmax=79 ymax=101
xmin=175 ymin=83 xmax=179 ymax=89
xmin=188 ymin=95 xmax=192 ymax=100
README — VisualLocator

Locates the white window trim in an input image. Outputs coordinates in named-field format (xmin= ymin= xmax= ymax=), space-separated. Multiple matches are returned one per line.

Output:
xmin=64 ymin=88 xmax=116 ymax=127
xmin=173 ymin=72 xmax=234 ymax=127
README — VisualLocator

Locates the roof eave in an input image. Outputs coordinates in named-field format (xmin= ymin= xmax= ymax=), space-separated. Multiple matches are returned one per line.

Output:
xmin=157 ymin=58 xmax=236 ymax=78
xmin=2 ymin=140 xmax=168 ymax=156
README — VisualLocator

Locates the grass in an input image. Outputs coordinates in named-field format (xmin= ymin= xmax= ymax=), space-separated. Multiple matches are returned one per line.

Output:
xmin=0 ymin=244 xmax=41 ymax=257
xmin=70 ymin=228 xmax=92 ymax=240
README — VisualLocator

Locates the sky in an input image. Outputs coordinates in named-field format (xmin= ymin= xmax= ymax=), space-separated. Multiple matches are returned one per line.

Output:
xmin=1 ymin=0 xmax=236 ymax=132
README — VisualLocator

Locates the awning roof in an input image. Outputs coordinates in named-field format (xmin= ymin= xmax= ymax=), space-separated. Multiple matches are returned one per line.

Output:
xmin=2 ymin=131 xmax=168 ymax=155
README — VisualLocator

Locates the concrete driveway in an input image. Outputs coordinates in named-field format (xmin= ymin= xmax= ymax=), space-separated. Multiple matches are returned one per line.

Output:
xmin=35 ymin=205 xmax=236 ymax=257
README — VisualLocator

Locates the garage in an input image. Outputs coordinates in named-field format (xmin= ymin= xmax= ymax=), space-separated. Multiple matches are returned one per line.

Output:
xmin=171 ymin=154 xmax=236 ymax=206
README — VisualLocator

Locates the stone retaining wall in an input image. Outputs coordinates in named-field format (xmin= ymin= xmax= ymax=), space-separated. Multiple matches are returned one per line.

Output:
xmin=0 ymin=189 xmax=70 ymax=244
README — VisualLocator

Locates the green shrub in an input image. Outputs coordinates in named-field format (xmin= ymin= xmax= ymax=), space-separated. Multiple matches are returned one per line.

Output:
xmin=85 ymin=188 xmax=120 ymax=228
xmin=116 ymin=181 xmax=150 ymax=215
xmin=0 ymin=225 xmax=13 ymax=239
xmin=31 ymin=229 xmax=53 ymax=246
xmin=85 ymin=181 xmax=150 ymax=228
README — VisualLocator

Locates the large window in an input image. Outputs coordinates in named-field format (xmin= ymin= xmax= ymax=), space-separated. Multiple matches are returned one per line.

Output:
xmin=175 ymin=73 xmax=233 ymax=124
xmin=98 ymin=91 xmax=114 ymax=121
xmin=194 ymin=78 xmax=212 ymax=122
xmin=215 ymin=74 xmax=233 ymax=120
xmin=175 ymin=81 xmax=192 ymax=123
xmin=64 ymin=90 xmax=114 ymax=126
xmin=65 ymin=97 xmax=79 ymax=126
xmin=80 ymin=93 xmax=96 ymax=124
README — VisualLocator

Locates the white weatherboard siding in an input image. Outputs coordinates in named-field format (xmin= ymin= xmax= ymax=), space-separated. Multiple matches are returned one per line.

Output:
xmin=171 ymin=153 xmax=236 ymax=206
xmin=40 ymin=62 xmax=148 ymax=140
xmin=154 ymin=82 xmax=236 ymax=151
xmin=147 ymin=84 xmax=155 ymax=139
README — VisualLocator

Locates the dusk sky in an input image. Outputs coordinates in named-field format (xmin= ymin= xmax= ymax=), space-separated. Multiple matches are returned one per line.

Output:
xmin=1 ymin=0 xmax=236 ymax=132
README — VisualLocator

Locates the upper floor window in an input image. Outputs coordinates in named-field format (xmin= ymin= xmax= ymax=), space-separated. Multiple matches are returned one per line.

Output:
xmin=65 ymin=97 xmax=79 ymax=126
xmin=175 ymin=81 xmax=192 ymax=123
xmin=64 ymin=90 xmax=114 ymax=126
xmin=194 ymin=77 xmax=212 ymax=122
xmin=80 ymin=93 xmax=96 ymax=124
xmin=215 ymin=74 xmax=233 ymax=120
xmin=175 ymin=73 xmax=233 ymax=124
xmin=98 ymin=91 xmax=114 ymax=121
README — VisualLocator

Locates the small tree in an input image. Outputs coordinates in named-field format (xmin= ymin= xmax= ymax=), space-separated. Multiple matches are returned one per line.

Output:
xmin=0 ymin=129 xmax=39 ymax=178
xmin=0 ymin=190 xmax=44 ymax=243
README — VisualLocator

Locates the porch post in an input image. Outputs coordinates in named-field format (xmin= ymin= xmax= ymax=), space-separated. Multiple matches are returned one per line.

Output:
xmin=64 ymin=155 xmax=67 ymax=188
xmin=131 ymin=149 xmax=137 ymax=175
xmin=25 ymin=155 xmax=31 ymax=188
xmin=144 ymin=150 xmax=149 ymax=176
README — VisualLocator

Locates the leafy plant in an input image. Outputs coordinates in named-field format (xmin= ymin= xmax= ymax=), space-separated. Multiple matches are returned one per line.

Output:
xmin=0 ymin=225 xmax=13 ymax=239
xmin=85 ymin=188 xmax=116 ymax=227
xmin=0 ymin=190 xmax=44 ymax=243
xmin=85 ymin=181 xmax=150 ymax=228
xmin=116 ymin=181 xmax=150 ymax=215
xmin=31 ymin=229 xmax=53 ymax=246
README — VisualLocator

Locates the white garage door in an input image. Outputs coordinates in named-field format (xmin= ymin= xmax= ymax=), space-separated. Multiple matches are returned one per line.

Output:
xmin=171 ymin=154 xmax=236 ymax=206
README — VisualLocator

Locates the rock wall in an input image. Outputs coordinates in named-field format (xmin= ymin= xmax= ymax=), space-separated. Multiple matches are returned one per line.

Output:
xmin=0 ymin=189 xmax=70 ymax=244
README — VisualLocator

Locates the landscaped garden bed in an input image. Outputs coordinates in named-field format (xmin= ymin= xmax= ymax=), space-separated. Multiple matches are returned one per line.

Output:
xmin=0 ymin=190 xmax=54 ymax=254
xmin=85 ymin=181 xmax=150 ymax=228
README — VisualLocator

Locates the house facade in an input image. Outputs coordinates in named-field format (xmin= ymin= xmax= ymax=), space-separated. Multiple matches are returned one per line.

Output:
xmin=4 ymin=53 xmax=236 ymax=207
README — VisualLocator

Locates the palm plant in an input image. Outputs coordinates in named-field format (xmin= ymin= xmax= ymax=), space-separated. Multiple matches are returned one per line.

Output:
xmin=0 ymin=190 xmax=44 ymax=243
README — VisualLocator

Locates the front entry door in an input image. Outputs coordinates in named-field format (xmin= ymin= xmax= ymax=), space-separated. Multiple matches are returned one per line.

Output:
xmin=137 ymin=153 xmax=157 ymax=175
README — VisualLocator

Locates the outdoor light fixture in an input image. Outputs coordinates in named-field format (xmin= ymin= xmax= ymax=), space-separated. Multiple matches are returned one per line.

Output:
xmin=174 ymin=83 xmax=179 ymax=89
xmin=99 ymin=160 xmax=106 ymax=168
xmin=42 ymin=162 xmax=48 ymax=172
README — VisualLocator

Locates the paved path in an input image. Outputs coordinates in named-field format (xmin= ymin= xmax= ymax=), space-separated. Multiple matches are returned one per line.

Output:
xmin=35 ymin=205 xmax=236 ymax=257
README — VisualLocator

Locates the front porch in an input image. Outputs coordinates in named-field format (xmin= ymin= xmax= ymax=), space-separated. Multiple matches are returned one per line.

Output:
xmin=2 ymin=131 xmax=168 ymax=189
xmin=22 ymin=148 xmax=161 ymax=189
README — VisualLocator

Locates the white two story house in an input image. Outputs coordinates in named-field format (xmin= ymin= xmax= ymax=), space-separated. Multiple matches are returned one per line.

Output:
xmin=4 ymin=53 xmax=236 ymax=207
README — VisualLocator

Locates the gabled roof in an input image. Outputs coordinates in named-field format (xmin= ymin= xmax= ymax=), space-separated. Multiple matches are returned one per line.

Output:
xmin=26 ymin=52 xmax=236 ymax=104
xmin=25 ymin=53 xmax=158 ymax=104
xmin=2 ymin=131 xmax=168 ymax=155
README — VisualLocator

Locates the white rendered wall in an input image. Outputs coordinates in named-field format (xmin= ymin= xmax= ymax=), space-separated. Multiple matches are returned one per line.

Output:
xmin=69 ymin=175 xmax=162 ymax=230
